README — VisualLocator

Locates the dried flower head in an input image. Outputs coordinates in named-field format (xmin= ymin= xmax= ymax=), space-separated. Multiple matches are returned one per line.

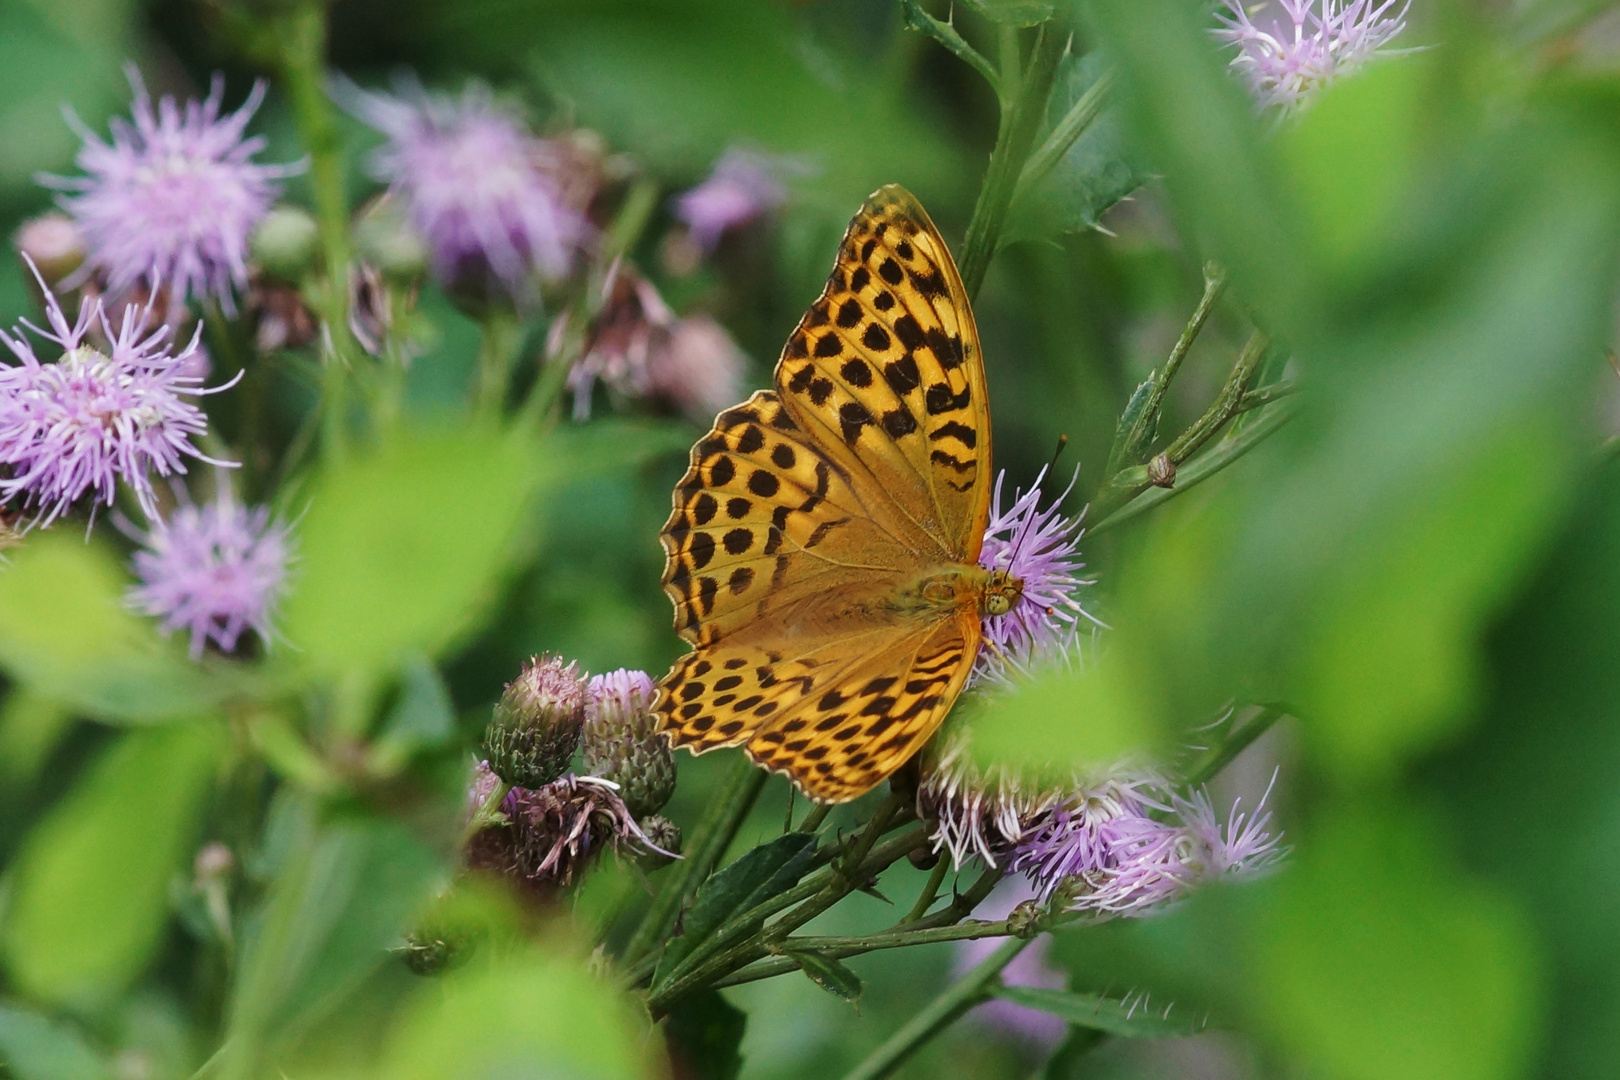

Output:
xmin=562 ymin=261 xmax=677 ymax=420
xmin=483 ymin=655 xmax=588 ymax=789
xmin=464 ymin=762 xmax=671 ymax=891
xmin=128 ymin=486 xmax=290 ymax=658
xmin=335 ymin=75 xmax=591 ymax=302
xmin=648 ymin=314 xmax=748 ymax=425
xmin=44 ymin=66 xmax=300 ymax=315
xmin=581 ymin=668 xmax=676 ymax=818
xmin=975 ymin=467 xmax=1094 ymax=684
xmin=1214 ymin=0 xmax=1412 ymax=111
xmin=674 ymin=147 xmax=794 ymax=253
xmin=0 ymin=260 xmax=235 ymax=527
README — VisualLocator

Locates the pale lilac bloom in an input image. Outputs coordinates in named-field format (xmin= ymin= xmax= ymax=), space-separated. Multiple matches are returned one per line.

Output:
xmin=128 ymin=487 xmax=290 ymax=658
xmin=974 ymin=467 xmax=1093 ymax=684
xmin=336 ymin=76 xmax=590 ymax=300
xmin=673 ymin=148 xmax=792 ymax=253
xmin=44 ymin=66 xmax=300 ymax=315
xmin=917 ymin=729 xmax=1064 ymax=869
xmin=647 ymin=314 xmax=747 ymax=423
xmin=1214 ymin=0 xmax=1411 ymax=110
xmin=1010 ymin=771 xmax=1284 ymax=918
xmin=955 ymin=878 xmax=1069 ymax=1049
xmin=0 ymin=261 xmax=236 ymax=528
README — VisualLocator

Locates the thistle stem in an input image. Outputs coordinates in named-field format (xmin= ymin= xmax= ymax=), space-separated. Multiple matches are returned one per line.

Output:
xmin=622 ymin=755 xmax=766 ymax=966
xmin=475 ymin=309 xmax=524 ymax=420
xmin=837 ymin=936 xmax=1032 ymax=1080
xmin=274 ymin=0 xmax=357 ymax=463
xmin=958 ymin=24 xmax=1066 ymax=300
xmin=901 ymin=857 xmax=950 ymax=924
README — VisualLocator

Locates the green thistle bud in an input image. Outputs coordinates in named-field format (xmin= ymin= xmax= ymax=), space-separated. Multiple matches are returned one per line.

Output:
xmin=353 ymin=196 xmax=429 ymax=284
xmin=637 ymin=814 xmax=682 ymax=870
xmin=483 ymin=654 xmax=586 ymax=788
xmin=580 ymin=669 xmax=675 ymax=817
xmin=250 ymin=205 xmax=320 ymax=281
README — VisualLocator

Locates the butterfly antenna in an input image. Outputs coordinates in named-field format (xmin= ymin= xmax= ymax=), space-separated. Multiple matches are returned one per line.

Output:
xmin=1002 ymin=434 xmax=1070 ymax=573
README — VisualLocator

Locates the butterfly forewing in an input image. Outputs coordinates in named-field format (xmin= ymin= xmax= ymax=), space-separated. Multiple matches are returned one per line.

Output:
xmin=655 ymin=185 xmax=995 ymax=803
xmin=776 ymin=186 xmax=990 ymax=561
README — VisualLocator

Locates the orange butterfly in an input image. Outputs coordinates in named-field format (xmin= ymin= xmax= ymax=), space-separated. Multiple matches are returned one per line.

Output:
xmin=653 ymin=185 xmax=1020 ymax=803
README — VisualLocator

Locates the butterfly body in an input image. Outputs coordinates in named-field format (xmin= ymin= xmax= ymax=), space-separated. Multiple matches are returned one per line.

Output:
xmin=654 ymin=185 xmax=1016 ymax=803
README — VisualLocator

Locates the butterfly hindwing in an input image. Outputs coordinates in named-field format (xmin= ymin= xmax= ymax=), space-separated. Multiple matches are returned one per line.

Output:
xmin=775 ymin=185 xmax=990 ymax=562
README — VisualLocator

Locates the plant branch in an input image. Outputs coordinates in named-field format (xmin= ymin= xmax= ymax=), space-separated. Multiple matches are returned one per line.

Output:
xmin=1087 ymin=395 xmax=1297 ymax=537
xmin=900 ymin=0 xmax=999 ymax=90
xmin=837 ymin=936 xmax=1032 ymax=1080
xmin=622 ymin=755 xmax=766 ymax=966
xmin=902 ymin=858 xmax=950 ymax=924
xmin=274 ymin=0 xmax=357 ymax=463
xmin=958 ymin=23 xmax=1067 ymax=299
xmin=1186 ymin=705 xmax=1284 ymax=787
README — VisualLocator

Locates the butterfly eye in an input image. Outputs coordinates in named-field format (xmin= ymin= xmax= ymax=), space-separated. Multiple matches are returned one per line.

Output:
xmin=985 ymin=593 xmax=1012 ymax=616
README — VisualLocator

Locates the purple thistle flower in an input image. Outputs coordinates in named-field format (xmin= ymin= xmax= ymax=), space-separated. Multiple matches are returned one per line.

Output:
xmin=673 ymin=147 xmax=794 ymax=253
xmin=975 ymin=467 xmax=1095 ymax=684
xmin=1214 ymin=0 xmax=1411 ymax=110
xmin=127 ymin=486 xmax=290 ymax=658
xmin=917 ymin=729 xmax=1065 ymax=869
xmin=44 ymin=66 xmax=300 ymax=316
xmin=954 ymin=879 xmax=1069 ymax=1050
xmin=0 ymin=261 xmax=236 ymax=528
xmin=1009 ymin=770 xmax=1284 ymax=918
xmin=335 ymin=76 xmax=591 ymax=302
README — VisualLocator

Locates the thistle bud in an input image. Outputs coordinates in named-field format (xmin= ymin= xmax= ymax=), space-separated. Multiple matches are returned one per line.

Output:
xmin=637 ymin=814 xmax=682 ymax=870
xmin=483 ymin=654 xmax=586 ymax=788
xmin=1147 ymin=453 xmax=1176 ymax=489
xmin=580 ymin=669 xmax=675 ymax=817
xmin=13 ymin=213 xmax=85 ymax=289
xmin=353 ymin=196 xmax=429 ymax=284
xmin=250 ymin=205 xmax=320 ymax=281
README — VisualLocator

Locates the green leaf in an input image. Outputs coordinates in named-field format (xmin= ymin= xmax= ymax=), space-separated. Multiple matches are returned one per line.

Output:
xmin=224 ymin=808 xmax=444 ymax=1068
xmin=277 ymin=427 xmax=545 ymax=679
xmin=0 ymin=1003 xmax=109 ymax=1080
xmin=991 ymin=986 xmax=1204 ymax=1038
xmin=664 ymin=990 xmax=747 ymax=1080
xmin=1249 ymin=807 xmax=1539 ymax=1080
xmin=1041 ymin=1027 xmax=1106 ymax=1079
xmin=1004 ymin=52 xmax=1147 ymax=246
xmin=785 ymin=950 xmax=864 ymax=1007
xmin=653 ymin=832 xmax=816 ymax=992
xmin=0 ymin=532 xmax=228 ymax=723
xmin=1 ymin=722 xmax=225 ymax=1006
xmin=1427 ymin=458 xmax=1620 ymax=1077
xmin=381 ymin=947 xmax=651 ymax=1080
xmin=367 ymin=658 xmax=456 ymax=773
xmin=961 ymin=0 xmax=1056 ymax=27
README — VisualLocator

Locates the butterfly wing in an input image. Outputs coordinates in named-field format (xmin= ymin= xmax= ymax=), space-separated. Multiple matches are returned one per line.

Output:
xmin=773 ymin=185 xmax=991 ymax=563
xmin=660 ymin=606 xmax=982 ymax=803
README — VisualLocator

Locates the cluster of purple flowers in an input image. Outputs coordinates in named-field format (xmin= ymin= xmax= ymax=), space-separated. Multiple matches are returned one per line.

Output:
xmin=1214 ymin=0 xmax=1412 ymax=110
xmin=921 ymin=730 xmax=1283 ymax=922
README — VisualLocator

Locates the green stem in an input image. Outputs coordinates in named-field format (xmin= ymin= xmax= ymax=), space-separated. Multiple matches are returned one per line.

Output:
xmin=275 ymin=0 xmax=356 ymax=463
xmin=1088 ymin=396 xmax=1297 ymax=537
xmin=1186 ymin=706 xmax=1284 ymax=787
xmin=1107 ymin=262 xmax=1228 ymax=475
xmin=838 ymin=937 xmax=1032 ymax=1080
xmin=459 ymin=778 xmax=512 ymax=848
xmin=622 ymin=755 xmax=766 ymax=966
xmin=902 ymin=857 xmax=950 ymax=924
xmin=475 ymin=309 xmax=525 ymax=419
xmin=798 ymin=804 xmax=833 ymax=833
xmin=957 ymin=23 xmax=1066 ymax=300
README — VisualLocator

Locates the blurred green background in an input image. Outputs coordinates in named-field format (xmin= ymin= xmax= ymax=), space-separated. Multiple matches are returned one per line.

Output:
xmin=1 ymin=0 xmax=1619 ymax=1077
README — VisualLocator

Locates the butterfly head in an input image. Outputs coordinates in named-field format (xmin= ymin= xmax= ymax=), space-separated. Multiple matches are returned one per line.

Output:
xmin=981 ymin=568 xmax=1023 ymax=617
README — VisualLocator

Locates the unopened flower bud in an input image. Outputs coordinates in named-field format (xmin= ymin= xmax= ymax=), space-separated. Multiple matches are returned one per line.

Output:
xmin=580 ymin=669 xmax=675 ymax=817
xmin=13 ymin=213 xmax=86 ymax=288
xmin=483 ymin=654 xmax=586 ymax=788
xmin=637 ymin=814 xmax=682 ymax=870
xmin=399 ymin=928 xmax=463 ymax=976
xmin=250 ymin=205 xmax=320 ymax=281
xmin=1147 ymin=453 xmax=1176 ymax=489
xmin=353 ymin=197 xmax=430 ymax=284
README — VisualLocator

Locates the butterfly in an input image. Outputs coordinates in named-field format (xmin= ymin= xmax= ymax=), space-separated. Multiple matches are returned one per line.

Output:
xmin=652 ymin=185 xmax=1021 ymax=803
